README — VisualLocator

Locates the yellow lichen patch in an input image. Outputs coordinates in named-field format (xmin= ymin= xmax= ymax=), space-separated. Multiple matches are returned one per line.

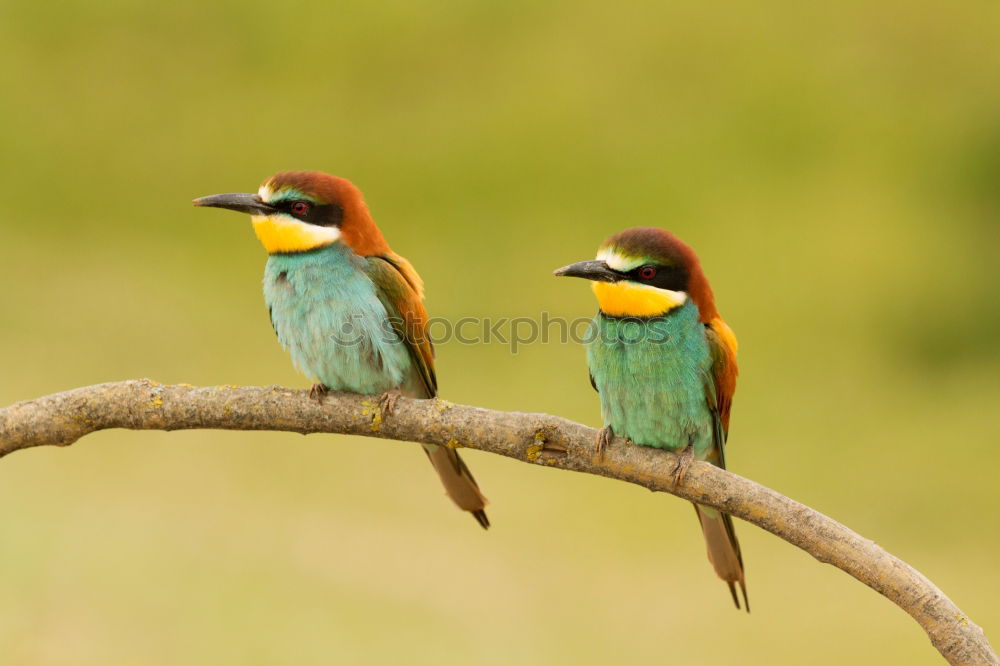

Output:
xmin=741 ymin=504 xmax=771 ymax=521
xmin=148 ymin=396 xmax=163 ymax=409
xmin=445 ymin=439 xmax=460 ymax=449
xmin=369 ymin=410 xmax=383 ymax=432
xmin=434 ymin=399 xmax=454 ymax=412
xmin=526 ymin=444 xmax=543 ymax=462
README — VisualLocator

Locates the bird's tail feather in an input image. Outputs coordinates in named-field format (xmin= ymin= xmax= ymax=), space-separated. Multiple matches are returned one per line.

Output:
xmin=422 ymin=444 xmax=490 ymax=529
xmin=694 ymin=503 xmax=748 ymax=612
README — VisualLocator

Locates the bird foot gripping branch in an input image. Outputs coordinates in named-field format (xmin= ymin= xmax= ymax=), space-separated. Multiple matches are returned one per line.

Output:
xmin=594 ymin=425 xmax=614 ymax=458
xmin=377 ymin=391 xmax=402 ymax=419
xmin=308 ymin=383 xmax=329 ymax=404
xmin=671 ymin=445 xmax=696 ymax=489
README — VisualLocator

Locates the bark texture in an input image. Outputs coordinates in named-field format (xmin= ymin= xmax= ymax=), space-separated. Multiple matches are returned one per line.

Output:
xmin=0 ymin=379 xmax=995 ymax=665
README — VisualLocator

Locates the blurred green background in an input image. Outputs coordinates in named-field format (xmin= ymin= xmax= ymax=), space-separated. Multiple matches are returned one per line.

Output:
xmin=2 ymin=0 xmax=998 ymax=664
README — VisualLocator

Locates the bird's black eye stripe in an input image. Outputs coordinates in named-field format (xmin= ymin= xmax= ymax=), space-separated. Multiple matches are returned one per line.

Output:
xmin=627 ymin=263 xmax=690 ymax=292
xmin=274 ymin=199 xmax=344 ymax=228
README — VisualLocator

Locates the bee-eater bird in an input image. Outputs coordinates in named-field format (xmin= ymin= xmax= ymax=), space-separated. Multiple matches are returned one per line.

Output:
xmin=553 ymin=227 xmax=746 ymax=609
xmin=193 ymin=171 xmax=489 ymax=528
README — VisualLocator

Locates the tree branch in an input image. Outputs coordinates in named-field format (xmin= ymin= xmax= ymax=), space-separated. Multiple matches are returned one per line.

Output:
xmin=0 ymin=379 xmax=995 ymax=665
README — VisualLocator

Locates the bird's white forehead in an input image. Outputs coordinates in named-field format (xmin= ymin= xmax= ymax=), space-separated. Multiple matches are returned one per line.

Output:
xmin=258 ymin=183 xmax=314 ymax=206
xmin=596 ymin=248 xmax=643 ymax=272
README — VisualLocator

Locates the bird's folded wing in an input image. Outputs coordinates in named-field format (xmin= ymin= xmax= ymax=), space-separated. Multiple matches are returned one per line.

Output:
xmin=364 ymin=253 xmax=437 ymax=399
xmin=703 ymin=318 xmax=738 ymax=462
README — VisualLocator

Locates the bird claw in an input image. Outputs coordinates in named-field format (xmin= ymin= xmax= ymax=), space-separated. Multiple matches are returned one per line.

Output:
xmin=595 ymin=426 xmax=614 ymax=458
xmin=378 ymin=391 xmax=401 ymax=419
xmin=671 ymin=445 xmax=695 ymax=488
xmin=309 ymin=383 xmax=329 ymax=404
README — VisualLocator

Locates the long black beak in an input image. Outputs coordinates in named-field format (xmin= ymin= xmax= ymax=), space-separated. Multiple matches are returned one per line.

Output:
xmin=192 ymin=192 xmax=275 ymax=216
xmin=552 ymin=260 xmax=622 ymax=283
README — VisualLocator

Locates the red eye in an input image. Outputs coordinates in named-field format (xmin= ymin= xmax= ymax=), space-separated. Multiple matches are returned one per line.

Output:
xmin=639 ymin=266 xmax=656 ymax=279
xmin=291 ymin=201 xmax=310 ymax=215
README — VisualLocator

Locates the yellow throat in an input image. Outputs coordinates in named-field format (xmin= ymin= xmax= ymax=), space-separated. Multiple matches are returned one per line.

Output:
xmin=251 ymin=215 xmax=341 ymax=254
xmin=592 ymin=281 xmax=687 ymax=317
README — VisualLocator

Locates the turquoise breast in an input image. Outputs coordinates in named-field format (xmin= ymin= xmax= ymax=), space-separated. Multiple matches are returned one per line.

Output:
xmin=586 ymin=300 xmax=715 ymax=457
xmin=263 ymin=244 xmax=413 ymax=394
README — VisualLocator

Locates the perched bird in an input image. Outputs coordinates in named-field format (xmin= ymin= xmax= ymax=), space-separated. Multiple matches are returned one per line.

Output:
xmin=554 ymin=227 xmax=746 ymax=609
xmin=193 ymin=171 xmax=489 ymax=528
